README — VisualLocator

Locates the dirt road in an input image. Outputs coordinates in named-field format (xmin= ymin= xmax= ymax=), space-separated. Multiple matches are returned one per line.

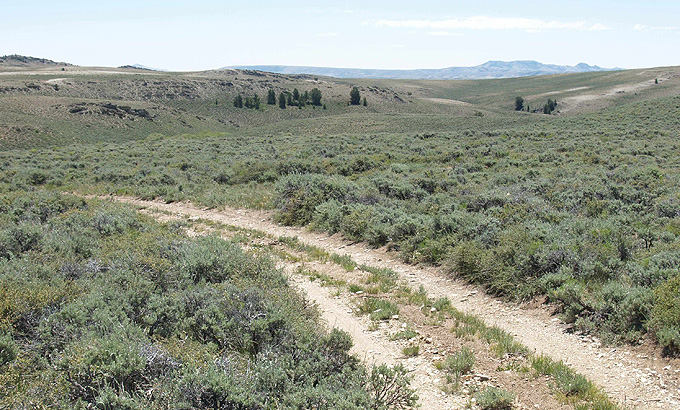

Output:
xmin=106 ymin=196 xmax=680 ymax=410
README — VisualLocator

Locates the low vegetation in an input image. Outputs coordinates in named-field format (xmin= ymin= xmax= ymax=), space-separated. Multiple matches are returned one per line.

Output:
xmin=413 ymin=294 xmax=620 ymax=410
xmin=474 ymin=386 xmax=515 ymax=410
xmin=360 ymin=298 xmax=400 ymax=321
xmin=3 ymin=53 xmax=680 ymax=410
xmin=437 ymin=346 xmax=475 ymax=386
xmin=3 ymin=95 xmax=680 ymax=354
xmin=0 ymin=191 xmax=417 ymax=409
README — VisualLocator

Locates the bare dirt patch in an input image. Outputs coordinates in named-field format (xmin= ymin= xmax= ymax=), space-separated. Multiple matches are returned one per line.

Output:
xmin=420 ymin=97 xmax=473 ymax=106
xmin=558 ymin=80 xmax=659 ymax=114
xmin=528 ymin=86 xmax=592 ymax=99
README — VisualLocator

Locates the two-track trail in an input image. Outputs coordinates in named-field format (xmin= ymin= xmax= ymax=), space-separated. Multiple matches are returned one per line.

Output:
xmin=104 ymin=196 xmax=679 ymax=410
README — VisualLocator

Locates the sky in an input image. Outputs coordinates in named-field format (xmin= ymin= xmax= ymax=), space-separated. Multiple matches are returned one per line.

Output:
xmin=2 ymin=0 xmax=679 ymax=71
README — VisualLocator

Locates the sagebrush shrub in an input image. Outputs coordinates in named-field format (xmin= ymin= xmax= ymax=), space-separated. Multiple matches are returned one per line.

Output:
xmin=651 ymin=276 xmax=680 ymax=355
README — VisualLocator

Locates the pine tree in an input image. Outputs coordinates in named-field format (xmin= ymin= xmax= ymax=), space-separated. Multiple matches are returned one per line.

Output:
xmin=542 ymin=99 xmax=557 ymax=114
xmin=514 ymin=96 xmax=524 ymax=111
xmin=350 ymin=87 xmax=361 ymax=105
xmin=293 ymin=88 xmax=300 ymax=102
xmin=253 ymin=94 xmax=260 ymax=109
xmin=233 ymin=94 xmax=243 ymax=108
xmin=267 ymin=89 xmax=276 ymax=105
xmin=362 ymin=96 xmax=367 ymax=106
xmin=310 ymin=88 xmax=322 ymax=106
xmin=287 ymin=93 xmax=293 ymax=106
xmin=279 ymin=92 xmax=286 ymax=109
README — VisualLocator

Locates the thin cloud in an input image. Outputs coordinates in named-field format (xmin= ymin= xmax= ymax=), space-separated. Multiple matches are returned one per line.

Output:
xmin=428 ymin=31 xmax=461 ymax=36
xmin=372 ymin=16 xmax=609 ymax=32
xmin=634 ymin=24 xmax=679 ymax=31
xmin=317 ymin=32 xmax=339 ymax=37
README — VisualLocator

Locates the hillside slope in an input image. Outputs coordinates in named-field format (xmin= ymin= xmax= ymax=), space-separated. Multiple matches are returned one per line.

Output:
xmin=1 ymin=58 xmax=679 ymax=149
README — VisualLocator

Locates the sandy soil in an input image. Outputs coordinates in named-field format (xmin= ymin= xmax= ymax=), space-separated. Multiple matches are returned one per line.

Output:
xmin=528 ymin=86 xmax=592 ymax=99
xmin=102 ymin=196 xmax=680 ymax=410
xmin=419 ymin=97 xmax=473 ymax=106
xmin=288 ymin=267 xmax=463 ymax=409
xmin=558 ymin=80 xmax=658 ymax=114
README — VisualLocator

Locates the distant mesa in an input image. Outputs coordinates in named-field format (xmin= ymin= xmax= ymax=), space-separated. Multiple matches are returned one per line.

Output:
xmin=1 ymin=55 xmax=618 ymax=80
xmin=0 ymin=54 xmax=72 ymax=67
xmin=118 ymin=64 xmax=168 ymax=72
xmin=225 ymin=60 xmax=619 ymax=80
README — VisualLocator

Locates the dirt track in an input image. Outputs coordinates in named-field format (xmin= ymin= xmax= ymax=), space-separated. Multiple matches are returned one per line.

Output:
xmin=105 ymin=196 xmax=680 ymax=410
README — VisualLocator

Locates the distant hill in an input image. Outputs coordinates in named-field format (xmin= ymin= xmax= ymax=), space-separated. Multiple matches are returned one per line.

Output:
xmin=226 ymin=60 xmax=619 ymax=80
xmin=0 ymin=54 xmax=72 ymax=67
xmin=118 ymin=64 xmax=168 ymax=72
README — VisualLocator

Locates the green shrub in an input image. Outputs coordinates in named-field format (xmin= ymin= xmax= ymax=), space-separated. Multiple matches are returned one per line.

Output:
xmin=180 ymin=366 xmax=256 ymax=410
xmin=0 ymin=333 xmax=18 ymax=367
xmin=402 ymin=344 xmax=419 ymax=357
xmin=369 ymin=364 xmax=418 ymax=410
xmin=61 ymin=328 xmax=149 ymax=402
xmin=174 ymin=235 xmax=276 ymax=284
xmin=340 ymin=204 xmax=375 ymax=242
xmin=583 ymin=283 xmax=652 ymax=344
xmin=330 ymin=253 xmax=358 ymax=271
xmin=274 ymin=174 xmax=357 ymax=225
xmin=362 ymin=265 xmax=398 ymax=292
xmin=390 ymin=329 xmax=417 ymax=341
xmin=0 ymin=222 xmax=43 ymax=258
xmin=359 ymin=298 xmax=399 ymax=321
xmin=439 ymin=346 xmax=474 ymax=384
xmin=481 ymin=326 xmax=528 ymax=357
xmin=0 ymin=192 xmax=399 ymax=408
xmin=531 ymin=355 xmax=595 ymax=398
xmin=650 ymin=276 xmax=680 ymax=355
xmin=95 ymin=388 xmax=142 ymax=410
xmin=312 ymin=199 xmax=346 ymax=233
xmin=431 ymin=297 xmax=451 ymax=312
xmin=474 ymin=386 xmax=515 ymax=410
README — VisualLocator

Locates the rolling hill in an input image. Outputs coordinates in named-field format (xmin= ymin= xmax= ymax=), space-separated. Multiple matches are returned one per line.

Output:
xmin=0 ymin=56 xmax=678 ymax=149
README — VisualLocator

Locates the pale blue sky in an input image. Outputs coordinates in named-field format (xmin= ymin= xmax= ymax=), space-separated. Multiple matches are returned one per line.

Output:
xmin=2 ymin=0 xmax=678 ymax=71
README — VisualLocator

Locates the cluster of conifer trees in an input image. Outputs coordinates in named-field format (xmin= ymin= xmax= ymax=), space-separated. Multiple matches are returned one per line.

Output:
xmin=514 ymin=96 xmax=557 ymax=114
xmin=233 ymin=93 xmax=260 ymax=109
xmin=233 ymin=88 xmax=324 ymax=110
xmin=232 ymin=86 xmax=369 ymax=110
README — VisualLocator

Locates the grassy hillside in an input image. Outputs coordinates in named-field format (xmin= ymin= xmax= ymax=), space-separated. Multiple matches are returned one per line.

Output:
xmin=2 ymin=63 xmax=679 ymax=150
xmin=0 ymin=67 xmax=419 ymax=149
xmin=360 ymin=65 xmax=680 ymax=113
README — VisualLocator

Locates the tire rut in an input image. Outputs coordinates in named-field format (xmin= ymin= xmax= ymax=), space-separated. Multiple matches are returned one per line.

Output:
xmin=102 ymin=196 xmax=680 ymax=410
